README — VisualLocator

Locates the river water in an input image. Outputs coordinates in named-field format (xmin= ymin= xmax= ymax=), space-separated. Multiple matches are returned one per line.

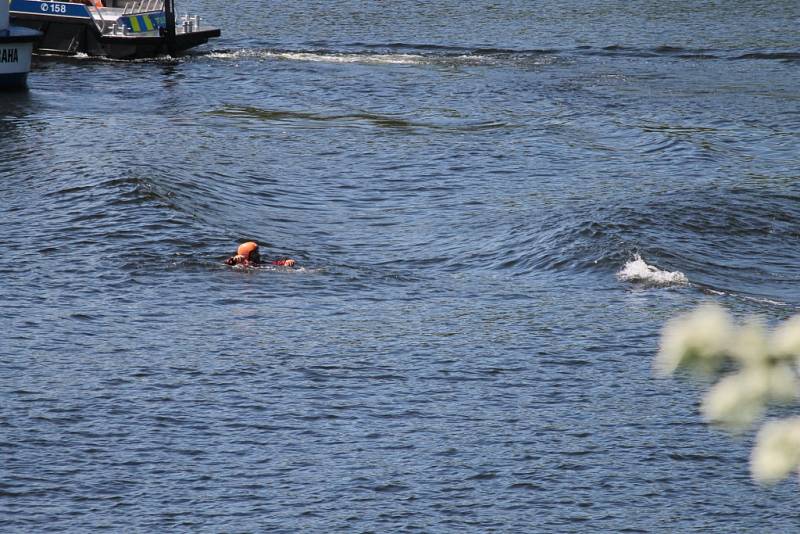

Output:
xmin=3 ymin=1 xmax=800 ymax=531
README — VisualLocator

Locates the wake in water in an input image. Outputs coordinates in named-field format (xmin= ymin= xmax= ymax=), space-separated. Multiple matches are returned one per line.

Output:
xmin=35 ymin=51 xmax=181 ymax=65
xmin=232 ymin=263 xmax=318 ymax=274
xmin=203 ymin=46 xmax=562 ymax=68
xmin=201 ymin=43 xmax=800 ymax=69
xmin=615 ymin=255 xmax=793 ymax=308
xmin=207 ymin=48 xmax=427 ymax=65
xmin=617 ymin=255 xmax=688 ymax=286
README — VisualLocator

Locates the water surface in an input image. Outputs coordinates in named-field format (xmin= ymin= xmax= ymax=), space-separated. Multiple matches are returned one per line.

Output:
xmin=3 ymin=1 xmax=800 ymax=531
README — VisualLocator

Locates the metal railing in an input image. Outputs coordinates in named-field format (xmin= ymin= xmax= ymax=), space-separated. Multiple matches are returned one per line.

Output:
xmin=122 ymin=0 xmax=164 ymax=15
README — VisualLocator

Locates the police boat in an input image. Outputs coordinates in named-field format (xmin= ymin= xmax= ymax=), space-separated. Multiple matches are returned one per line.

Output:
xmin=9 ymin=0 xmax=219 ymax=59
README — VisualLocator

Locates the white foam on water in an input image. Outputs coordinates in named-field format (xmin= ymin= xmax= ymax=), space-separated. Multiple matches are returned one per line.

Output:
xmin=207 ymin=49 xmax=427 ymax=65
xmin=740 ymin=294 xmax=791 ymax=307
xmin=249 ymin=264 xmax=320 ymax=274
xmin=617 ymin=254 xmax=688 ymax=286
xmin=273 ymin=51 xmax=426 ymax=65
xmin=205 ymin=48 xmax=562 ymax=68
xmin=36 ymin=51 xmax=178 ymax=64
xmin=36 ymin=51 xmax=91 ymax=59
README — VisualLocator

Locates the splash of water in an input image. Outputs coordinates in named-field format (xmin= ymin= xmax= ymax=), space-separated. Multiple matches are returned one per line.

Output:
xmin=617 ymin=254 xmax=688 ymax=286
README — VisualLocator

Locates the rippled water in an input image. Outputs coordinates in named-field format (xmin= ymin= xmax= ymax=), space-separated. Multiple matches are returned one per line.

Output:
xmin=3 ymin=1 xmax=800 ymax=531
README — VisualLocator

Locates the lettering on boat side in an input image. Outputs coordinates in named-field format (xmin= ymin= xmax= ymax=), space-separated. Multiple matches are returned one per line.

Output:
xmin=0 ymin=48 xmax=20 ymax=63
xmin=40 ymin=2 xmax=68 ymax=13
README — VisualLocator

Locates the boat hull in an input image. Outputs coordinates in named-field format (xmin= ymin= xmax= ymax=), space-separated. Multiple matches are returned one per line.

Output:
xmin=0 ymin=27 xmax=41 ymax=89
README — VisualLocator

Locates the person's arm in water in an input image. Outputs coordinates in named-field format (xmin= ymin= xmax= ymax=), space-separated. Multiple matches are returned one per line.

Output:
xmin=225 ymin=254 xmax=247 ymax=266
xmin=225 ymin=255 xmax=295 ymax=267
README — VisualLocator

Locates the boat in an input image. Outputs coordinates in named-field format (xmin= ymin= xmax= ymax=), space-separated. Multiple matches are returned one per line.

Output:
xmin=9 ymin=0 xmax=220 ymax=59
xmin=1 ymin=0 xmax=41 ymax=89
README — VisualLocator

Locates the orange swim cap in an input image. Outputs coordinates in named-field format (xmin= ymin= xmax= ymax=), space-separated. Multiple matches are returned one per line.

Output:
xmin=237 ymin=241 xmax=259 ymax=260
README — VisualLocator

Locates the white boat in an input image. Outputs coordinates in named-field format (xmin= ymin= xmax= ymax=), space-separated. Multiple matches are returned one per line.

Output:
xmin=0 ymin=0 xmax=40 ymax=89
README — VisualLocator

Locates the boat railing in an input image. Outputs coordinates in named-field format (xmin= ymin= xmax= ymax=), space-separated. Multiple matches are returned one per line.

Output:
xmin=92 ymin=5 xmax=107 ymax=28
xmin=122 ymin=0 xmax=163 ymax=15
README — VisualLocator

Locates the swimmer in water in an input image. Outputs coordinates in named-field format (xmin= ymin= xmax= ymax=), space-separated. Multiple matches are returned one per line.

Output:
xmin=225 ymin=241 xmax=296 ymax=267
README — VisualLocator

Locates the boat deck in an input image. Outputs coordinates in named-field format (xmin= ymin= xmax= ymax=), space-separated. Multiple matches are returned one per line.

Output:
xmin=89 ymin=6 xmax=205 ymax=36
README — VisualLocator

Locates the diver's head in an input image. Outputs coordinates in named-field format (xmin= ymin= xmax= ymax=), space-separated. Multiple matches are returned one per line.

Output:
xmin=237 ymin=241 xmax=261 ymax=263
